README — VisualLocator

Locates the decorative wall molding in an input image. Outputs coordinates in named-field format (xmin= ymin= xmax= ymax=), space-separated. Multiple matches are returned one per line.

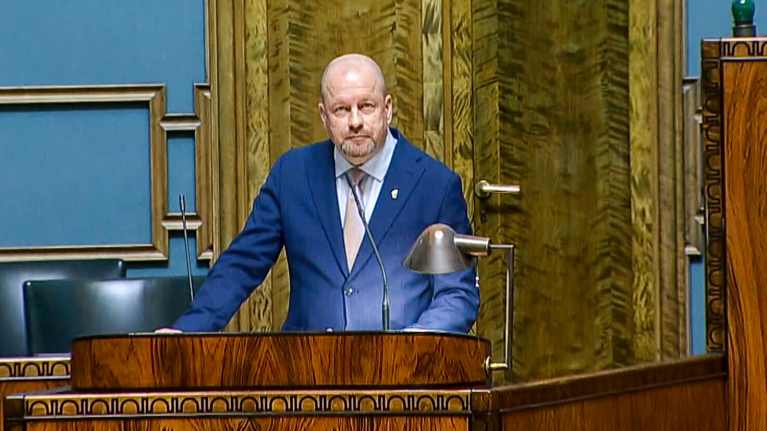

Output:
xmin=0 ymin=85 xmax=168 ymax=262
xmin=161 ymin=84 xmax=214 ymax=260
xmin=0 ymin=83 xmax=213 ymax=262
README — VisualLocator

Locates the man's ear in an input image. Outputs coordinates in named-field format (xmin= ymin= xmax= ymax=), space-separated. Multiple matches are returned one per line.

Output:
xmin=319 ymin=102 xmax=328 ymax=128
xmin=384 ymin=94 xmax=393 ymax=124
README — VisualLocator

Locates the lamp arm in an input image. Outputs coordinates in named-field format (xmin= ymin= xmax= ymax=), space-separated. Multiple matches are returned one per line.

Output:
xmin=485 ymin=244 xmax=514 ymax=375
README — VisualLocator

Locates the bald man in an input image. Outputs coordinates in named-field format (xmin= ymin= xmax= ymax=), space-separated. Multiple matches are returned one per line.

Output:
xmin=172 ymin=54 xmax=478 ymax=333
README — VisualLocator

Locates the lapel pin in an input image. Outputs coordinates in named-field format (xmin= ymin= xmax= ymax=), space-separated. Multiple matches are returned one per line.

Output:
xmin=391 ymin=189 xmax=399 ymax=200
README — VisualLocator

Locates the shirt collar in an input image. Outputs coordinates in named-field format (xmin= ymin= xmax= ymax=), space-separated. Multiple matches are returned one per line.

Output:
xmin=334 ymin=128 xmax=397 ymax=182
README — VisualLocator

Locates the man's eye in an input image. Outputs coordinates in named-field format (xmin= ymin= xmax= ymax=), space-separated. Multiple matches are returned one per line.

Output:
xmin=334 ymin=106 xmax=350 ymax=114
xmin=360 ymin=103 xmax=376 ymax=113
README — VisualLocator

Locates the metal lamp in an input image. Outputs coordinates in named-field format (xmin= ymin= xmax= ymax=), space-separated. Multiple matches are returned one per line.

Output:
xmin=403 ymin=223 xmax=515 ymax=374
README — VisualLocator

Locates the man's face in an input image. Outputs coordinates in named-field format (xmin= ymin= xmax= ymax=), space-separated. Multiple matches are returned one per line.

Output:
xmin=319 ymin=65 xmax=392 ymax=166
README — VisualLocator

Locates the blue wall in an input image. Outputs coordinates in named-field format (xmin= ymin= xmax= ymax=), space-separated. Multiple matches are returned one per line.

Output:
xmin=0 ymin=0 xmax=208 ymax=277
xmin=687 ymin=0 xmax=767 ymax=76
xmin=0 ymin=104 xmax=151 ymax=246
xmin=0 ymin=0 xmax=205 ymax=111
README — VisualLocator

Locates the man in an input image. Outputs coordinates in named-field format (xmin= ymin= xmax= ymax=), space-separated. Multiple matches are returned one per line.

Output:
xmin=172 ymin=54 xmax=478 ymax=333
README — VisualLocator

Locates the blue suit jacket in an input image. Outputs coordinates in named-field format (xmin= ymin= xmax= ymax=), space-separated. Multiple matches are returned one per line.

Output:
xmin=173 ymin=129 xmax=478 ymax=332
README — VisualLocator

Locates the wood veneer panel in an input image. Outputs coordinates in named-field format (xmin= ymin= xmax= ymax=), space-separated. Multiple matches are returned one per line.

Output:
xmin=492 ymin=355 xmax=725 ymax=409
xmin=472 ymin=0 xmax=632 ymax=383
xmin=502 ymin=379 xmax=726 ymax=430
xmin=240 ymin=0 xmax=274 ymax=332
xmin=70 ymin=334 xmax=491 ymax=390
xmin=447 ymin=0 xmax=475 ymax=221
xmin=724 ymin=59 xmax=767 ymax=431
xmin=495 ymin=356 xmax=727 ymax=429
xmin=630 ymin=0 xmax=687 ymax=362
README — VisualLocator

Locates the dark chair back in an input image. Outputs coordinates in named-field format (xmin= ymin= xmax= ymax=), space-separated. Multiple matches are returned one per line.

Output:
xmin=23 ymin=276 xmax=204 ymax=355
xmin=0 ymin=259 xmax=126 ymax=357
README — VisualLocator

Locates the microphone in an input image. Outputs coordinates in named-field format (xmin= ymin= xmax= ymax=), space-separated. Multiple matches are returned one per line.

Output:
xmin=178 ymin=193 xmax=195 ymax=302
xmin=345 ymin=172 xmax=390 ymax=331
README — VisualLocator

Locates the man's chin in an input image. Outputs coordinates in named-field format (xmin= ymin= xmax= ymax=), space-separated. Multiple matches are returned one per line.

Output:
xmin=342 ymin=143 xmax=375 ymax=163
xmin=343 ymin=153 xmax=373 ymax=166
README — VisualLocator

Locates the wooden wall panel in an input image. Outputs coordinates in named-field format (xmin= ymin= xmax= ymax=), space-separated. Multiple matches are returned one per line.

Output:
xmin=472 ymin=0 xmax=504 ymax=379
xmin=210 ymin=0 xmax=270 ymax=332
xmin=446 ymin=0 xmax=475 ymax=218
xmin=656 ymin=0 xmax=687 ymax=360
xmin=472 ymin=0 xmax=633 ymax=381
xmin=494 ymin=356 xmax=727 ymax=430
xmin=501 ymin=379 xmax=726 ymax=430
xmin=629 ymin=0 xmax=687 ymax=362
xmin=423 ymin=0 xmax=445 ymax=161
xmin=242 ymin=0 xmax=273 ymax=331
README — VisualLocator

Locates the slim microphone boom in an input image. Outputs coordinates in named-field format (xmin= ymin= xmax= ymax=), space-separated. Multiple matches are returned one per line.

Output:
xmin=345 ymin=173 xmax=390 ymax=331
xmin=179 ymin=193 xmax=195 ymax=302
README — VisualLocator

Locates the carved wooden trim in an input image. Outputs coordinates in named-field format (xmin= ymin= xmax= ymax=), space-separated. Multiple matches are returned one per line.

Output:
xmin=701 ymin=39 xmax=725 ymax=353
xmin=13 ymin=390 xmax=472 ymax=419
xmin=0 ymin=357 xmax=70 ymax=381
xmin=719 ymin=38 xmax=767 ymax=57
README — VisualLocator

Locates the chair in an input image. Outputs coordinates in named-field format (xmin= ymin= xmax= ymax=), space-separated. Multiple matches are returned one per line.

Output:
xmin=0 ymin=259 xmax=126 ymax=357
xmin=23 ymin=276 xmax=205 ymax=355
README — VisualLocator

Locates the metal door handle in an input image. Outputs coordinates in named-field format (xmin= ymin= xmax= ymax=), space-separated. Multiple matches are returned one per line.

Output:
xmin=475 ymin=180 xmax=521 ymax=199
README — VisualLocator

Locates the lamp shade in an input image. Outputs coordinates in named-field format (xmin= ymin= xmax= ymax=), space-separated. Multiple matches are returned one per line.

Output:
xmin=403 ymin=224 xmax=477 ymax=274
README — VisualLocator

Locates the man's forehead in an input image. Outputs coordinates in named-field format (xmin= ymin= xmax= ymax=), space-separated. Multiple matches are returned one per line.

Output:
xmin=325 ymin=76 xmax=380 ymax=95
xmin=324 ymin=75 xmax=383 ymax=101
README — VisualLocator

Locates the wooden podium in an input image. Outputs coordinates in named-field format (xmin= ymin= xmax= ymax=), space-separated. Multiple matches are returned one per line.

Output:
xmin=4 ymin=332 xmax=494 ymax=430
xmin=3 ymin=333 xmax=729 ymax=430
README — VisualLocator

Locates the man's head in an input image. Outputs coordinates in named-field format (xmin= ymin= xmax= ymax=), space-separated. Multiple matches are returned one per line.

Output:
xmin=319 ymin=54 xmax=393 ymax=166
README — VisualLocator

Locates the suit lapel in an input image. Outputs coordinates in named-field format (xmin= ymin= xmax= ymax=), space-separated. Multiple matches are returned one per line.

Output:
xmin=351 ymin=135 xmax=425 ymax=275
xmin=306 ymin=142 xmax=348 ymax=276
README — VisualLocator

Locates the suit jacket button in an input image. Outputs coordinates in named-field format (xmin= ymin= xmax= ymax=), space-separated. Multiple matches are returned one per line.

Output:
xmin=344 ymin=287 xmax=354 ymax=297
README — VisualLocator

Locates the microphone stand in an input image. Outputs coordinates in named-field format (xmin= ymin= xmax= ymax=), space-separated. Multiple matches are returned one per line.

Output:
xmin=345 ymin=173 xmax=390 ymax=331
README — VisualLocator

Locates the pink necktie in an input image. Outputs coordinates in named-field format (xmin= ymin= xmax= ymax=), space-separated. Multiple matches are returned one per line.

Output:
xmin=344 ymin=169 xmax=366 ymax=270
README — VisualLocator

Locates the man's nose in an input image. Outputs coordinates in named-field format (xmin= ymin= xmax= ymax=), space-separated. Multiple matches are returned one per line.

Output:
xmin=349 ymin=107 xmax=363 ymax=130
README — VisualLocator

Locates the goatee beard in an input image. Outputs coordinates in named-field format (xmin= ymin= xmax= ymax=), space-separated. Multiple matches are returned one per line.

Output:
xmin=342 ymin=140 xmax=375 ymax=158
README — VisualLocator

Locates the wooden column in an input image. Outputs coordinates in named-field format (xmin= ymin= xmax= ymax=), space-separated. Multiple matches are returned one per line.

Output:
xmin=702 ymin=37 xmax=767 ymax=431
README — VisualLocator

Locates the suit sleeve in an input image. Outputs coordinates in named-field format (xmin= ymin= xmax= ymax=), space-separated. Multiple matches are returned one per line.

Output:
xmin=172 ymin=155 xmax=286 ymax=331
xmin=408 ymin=172 xmax=479 ymax=333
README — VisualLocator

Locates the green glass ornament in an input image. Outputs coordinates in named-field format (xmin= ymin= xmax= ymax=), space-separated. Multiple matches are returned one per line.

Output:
xmin=732 ymin=0 xmax=756 ymax=24
xmin=732 ymin=0 xmax=757 ymax=36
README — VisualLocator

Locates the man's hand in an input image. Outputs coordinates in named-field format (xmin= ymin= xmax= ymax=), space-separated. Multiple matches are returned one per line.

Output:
xmin=154 ymin=328 xmax=182 ymax=334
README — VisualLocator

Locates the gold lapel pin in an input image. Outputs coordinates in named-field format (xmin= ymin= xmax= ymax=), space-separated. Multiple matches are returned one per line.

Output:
xmin=391 ymin=189 xmax=399 ymax=199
